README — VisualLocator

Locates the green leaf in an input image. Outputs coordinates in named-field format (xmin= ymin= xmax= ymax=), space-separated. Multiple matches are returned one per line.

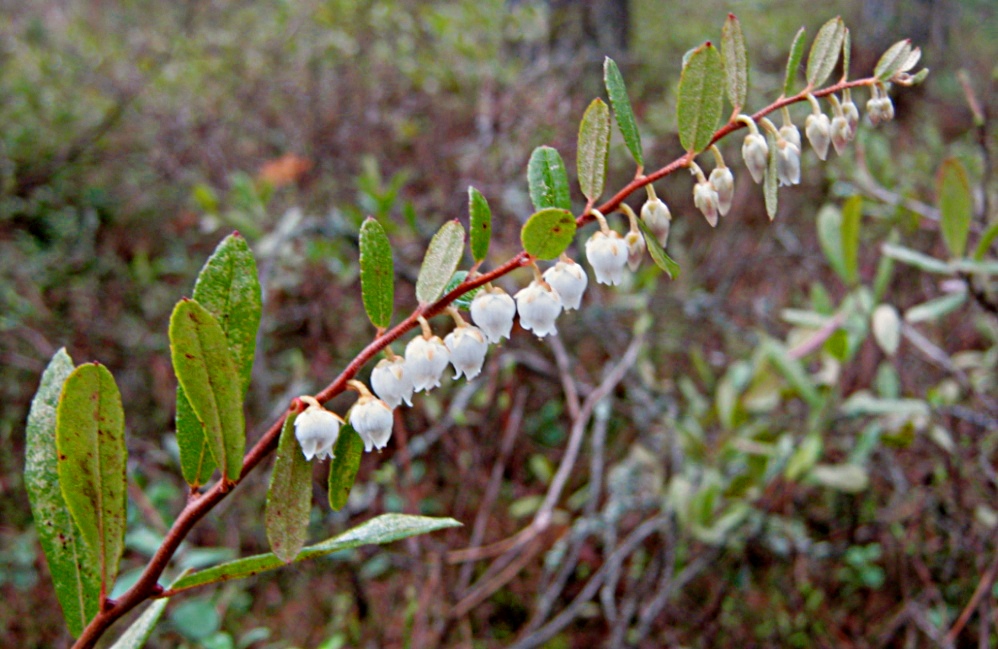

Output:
xmin=841 ymin=195 xmax=862 ymax=284
xmin=973 ymin=222 xmax=998 ymax=261
xmin=904 ymin=291 xmax=968 ymax=323
xmin=328 ymin=424 xmax=364 ymax=511
xmin=415 ymin=220 xmax=466 ymax=304
xmin=764 ymin=131 xmax=778 ymax=220
xmin=265 ymin=410 xmax=312 ymax=563
xmin=817 ymin=204 xmax=848 ymax=282
xmin=56 ymin=363 xmax=127 ymax=598
xmin=762 ymin=340 xmax=822 ymax=408
xmin=871 ymin=304 xmax=901 ymax=356
xmin=169 ymin=514 xmax=461 ymax=594
xmin=577 ymin=98 xmax=611 ymax=203
xmin=520 ymin=208 xmax=577 ymax=260
xmin=359 ymin=217 xmax=395 ymax=329
xmin=178 ymin=233 xmax=262 ymax=487
xmin=721 ymin=13 xmax=748 ymax=111
xmin=937 ymin=158 xmax=973 ymax=259
xmin=468 ymin=187 xmax=492 ymax=263
xmin=677 ymin=41 xmax=725 ymax=153
xmin=637 ymin=217 xmax=681 ymax=278
xmin=808 ymin=464 xmax=868 ymax=493
xmin=443 ymin=271 xmax=482 ymax=310
xmin=783 ymin=27 xmax=806 ymax=96
xmin=806 ymin=17 xmax=845 ymax=88
xmin=108 ymin=599 xmax=169 ymax=649
xmin=25 ymin=349 xmax=100 ymax=637
xmin=842 ymin=27 xmax=851 ymax=80
xmin=527 ymin=146 xmax=572 ymax=212
xmin=880 ymin=243 xmax=952 ymax=274
xmin=170 ymin=300 xmax=246 ymax=482
xmin=603 ymin=57 xmax=643 ymax=167
xmin=874 ymin=39 xmax=913 ymax=81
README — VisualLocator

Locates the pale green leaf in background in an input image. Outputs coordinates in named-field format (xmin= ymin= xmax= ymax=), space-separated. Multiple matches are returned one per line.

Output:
xmin=937 ymin=158 xmax=973 ymax=259
xmin=576 ymin=98 xmax=611 ymax=203
xmin=415 ymin=220 xmax=466 ymax=304
xmin=25 ymin=349 xmax=100 ymax=637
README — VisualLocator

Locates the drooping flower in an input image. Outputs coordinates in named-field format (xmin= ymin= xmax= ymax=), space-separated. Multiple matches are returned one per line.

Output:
xmin=708 ymin=166 xmax=735 ymax=217
xmin=624 ymin=230 xmax=646 ymax=271
xmin=543 ymin=258 xmax=588 ymax=310
xmin=867 ymin=95 xmax=895 ymax=125
xmin=294 ymin=397 xmax=343 ymax=461
xmin=470 ymin=286 xmax=516 ymax=344
xmin=585 ymin=230 xmax=628 ymax=285
xmin=514 ymin=280 xmax=562 ymax=338
xmin=805 ymin=112 xmax=831 ymax=160
xmin=841 ymin=98 xmax=860 ymax=138
xmin=640 ymin=197 xmax=672 ymax=248
xmin=693 ymin=181 xmax=720 ymax=227
xmin=404 ymin=334 xmax=450 ymax=393
xmin=830 ymin=114 xmax=850 ymax=155
xmin=742 ymin=132 xmax=769 ymax=183
xmin=444 ymin=325 xmax=488 ymax=380
xmin=779 ymin=123 xmax=802 ymax=150
xmin=349 ymin=395 xmax=394 ymax=452
xmin=775 ymin=138 xmax=801 ymax=187
xmin=370 ymin=356 xmax=413 ymax=409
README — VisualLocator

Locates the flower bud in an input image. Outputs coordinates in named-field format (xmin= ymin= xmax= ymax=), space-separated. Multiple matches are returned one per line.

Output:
xmin=842 ymin=99 xmax=860 ymax=137
xmin=514 ymin=280 xmax=562 ymax=338
xmin=542 ymin=258 xmax=588 ymax=310
xmin=779 ymin=123 xmax=802 ymax=150
xmin=404 ymin=334 xmax=450 ymax=393
xmin=371 ymin=356 xmax=413 ymax=409
xmin=693 ymin=181 xmax=719 ymax=227
xmin=867 ymin=96 xmax=894 ymax=125
xmin=444 ymin=325 xmax=488 ymax=380
xmin=294 ymin=401 xmax=343 ymax=461
xmin=775 ymin=139 xmax=801 ymax=187
xmin=349 ymin=395 xmax=394 ymax=452
xmin=624 ymin=230 xmax=646 ymax=271
xmin=470 ymin=286 xmax=516 ymax=344
xmin=830 ymin=115 xmax=850 ymax=155
xmin=741 ymin=132 xmax=768 ymax=184
xmin=708 ymin=166 xmax=735 ymax=217
xmin=804 ymin=112 xmax=831 ymax=160
xmin=585 ymin=230 xmax=628 ymax=286
xmin=640 ymin=197 xmax=672 ymax=248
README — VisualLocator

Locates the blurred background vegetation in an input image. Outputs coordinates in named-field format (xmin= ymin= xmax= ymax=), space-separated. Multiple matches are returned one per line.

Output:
xmin=2 ymin=0 xmax=997 ymax=647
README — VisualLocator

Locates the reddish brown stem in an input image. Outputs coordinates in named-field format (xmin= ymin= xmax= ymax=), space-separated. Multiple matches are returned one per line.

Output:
xmin=70 ymin=75 xmax=877 ymax=649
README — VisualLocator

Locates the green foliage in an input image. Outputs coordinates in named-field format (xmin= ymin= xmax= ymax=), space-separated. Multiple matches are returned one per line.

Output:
xmin=721 ymin=14 xmax=748 ymax=111
xmin=468 ymin=187 xmax=492 ymax=263
xmin=527 ymin=146 xmax=572 ymax=212
xmin=328 ymin=425 xmax=365 ymax=511
xmin=520 ymin=208 xmax=577 ymax=260
xmin=265 ymin=409 xmax=311 ymax=563
xmin=677 ymin=41 xmax=725 ymax=153
xmin=783 ymin=27 xmax=807 ymax=95
xmin=576 ymin=98 xmax=611 ymax=203
xmin=359 ymin=217 xmax=395 ymax=329
xmin=937 ymin=158 xmax=972 ymax=258
xmin=415 ymin=220 xmax=466 ymax=305
xmin=55 ymin=362 xmax=127 ymax=597
xmin=25 ymin=349 xmax=100 ymax=637
xmin=806 ymin=17 xmax=845 ymax=88
xmin=170 ymin=300 xmax=246 ymax=482
xmin=603 ymin=57 xmax=644 ymax=167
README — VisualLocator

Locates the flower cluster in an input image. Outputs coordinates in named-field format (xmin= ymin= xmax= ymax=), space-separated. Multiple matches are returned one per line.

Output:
xmin=295 ymin=76 xmax=910 ymax=464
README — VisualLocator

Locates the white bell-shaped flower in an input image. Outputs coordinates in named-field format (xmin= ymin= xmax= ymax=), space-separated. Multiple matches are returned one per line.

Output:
xmin=640 ymin=197 xmax=672 ymax=248
xmin=349 ymin=395 xmax=394 ymax=452
xmin=470 ymin=286 xmax=516 ymax=344
xmin=842 ymin=99 xmax=860 ymax=137
xmin=775 ymin=139 xmax=801 ymax=187
xmin=404 ymin=334 xmax=450 ymax=393
xmin=514 ymin=280 xmax=562 ymax=338
xmin=370 ymin=356 xmax=413 ymax=409
xmin=624 ymin=230 xmax=646 ymax=272
xmin=779 ymin=123 xmax=802 ymax=150
xmin=830 ymin=114 xmax=850 ymax=155
xmin=444 ymin=325 xmax=488 ymax=380
xmin=742 ymin=132 xmax=768 ymax=183
xmin=693 ymin=181 xmax=720 ymax=227
xmin=294 ymin=399 xmax=343 ymax=461
xmin=585 ymin=230 xmax=628 ymax=286
xmin=708 ymin=166 xmax=735 ymax=217
xmin=543 ymin=258 xmax=588 ymax=310
xmin=805 ymin=113 xmax=831 ymax=160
